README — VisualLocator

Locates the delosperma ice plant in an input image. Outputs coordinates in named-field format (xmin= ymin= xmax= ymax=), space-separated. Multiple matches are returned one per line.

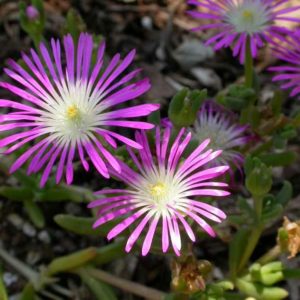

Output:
xmin=270 ymin=30 xmax=300 ymax=98
xmin=0 ymin=33 xmax=159 ymax=186
xmin=0 ymin=1 xmax=299 ymax=299
xmin=89 ymin=127 xmax=230 ymax=256
xmin=187 ymin=0 xmax=300 ymax=62
xmin=191 ymin=101 xmax=250 ymax=171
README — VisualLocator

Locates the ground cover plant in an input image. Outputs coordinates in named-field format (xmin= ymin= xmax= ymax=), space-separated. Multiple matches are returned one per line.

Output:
xmin=0 ymin=0 xmax=300 ymax=299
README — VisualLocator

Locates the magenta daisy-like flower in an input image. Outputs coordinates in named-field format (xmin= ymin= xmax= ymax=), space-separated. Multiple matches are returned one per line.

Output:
xmin=269 ymin=30 xmax=300 ymax=97
xmin=88 ymin=127 xmax=230 ymax=256
xmin=187 ymin=0 xmax=300 ymax=62
xmin=191 ymin=101 xmax=249 ymax=171
xmin=0 ymin=33 xmax=159 ymax=186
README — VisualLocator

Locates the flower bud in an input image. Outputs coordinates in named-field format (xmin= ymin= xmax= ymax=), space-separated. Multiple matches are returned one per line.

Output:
xmin=246 ymin=158 xmax=272 ymax=197
xmin=26 ymin=5 xmax=39 ymax=21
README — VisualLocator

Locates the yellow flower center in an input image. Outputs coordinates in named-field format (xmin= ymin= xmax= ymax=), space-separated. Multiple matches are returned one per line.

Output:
xmin=150 ymin=182 xmax=166 ymax=198
xmin=66 ymin=105 xmax=80 ymax=120
xmin=242 ymin=9 xmax=254 ymax=21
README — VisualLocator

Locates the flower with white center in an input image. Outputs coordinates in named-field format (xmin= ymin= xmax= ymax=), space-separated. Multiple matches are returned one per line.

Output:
xmin=269 ymin=30 xmax=300 ymax=98
xmin=225 ymin=1 xmax=270 ymax=34
xmin=187 ymin=0 xmax=300 ymax=62
xmin=0 ymin=33 xmax=159 ymax=186
xmin=88 ymin=127 xmax=230 ymax=256
xmin=191 ymin=101 xmax=249 ymax=170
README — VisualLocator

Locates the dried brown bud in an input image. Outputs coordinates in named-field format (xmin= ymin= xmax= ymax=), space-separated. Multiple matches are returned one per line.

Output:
xmin=171 ymin=256 xmax=212 ymax=294
xmin=278 ymin=216 xmax=300 ymax=259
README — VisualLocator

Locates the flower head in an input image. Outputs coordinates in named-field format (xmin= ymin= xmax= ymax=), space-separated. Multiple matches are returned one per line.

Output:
xmin=187 ymin=0 xmax=300 ymax=62
xmin=89 ymin=127 xmax=230 ymax=256
xmin=191 ymin=101 xmax=249 ymax=171
xmin=269 ymin=30 xmax=300 ymax=98
xmin=0 ymin=33 xmax=159 ymax=186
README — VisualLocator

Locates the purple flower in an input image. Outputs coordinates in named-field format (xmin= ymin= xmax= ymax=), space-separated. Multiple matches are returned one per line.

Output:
xmin=269 ymin=30 xmax=300 ymax=97
xmin=26 ymin=5 xmax=39 ymax=21
xmin=89 ymin=127 xmax=230 ymax=256
xmin=191 ymin=101 xmax=249 ymax=171
xmin=187 ymin=0 xmax=300 ymax=62
xmin=0 ymin=33 xmax=159 ymax=186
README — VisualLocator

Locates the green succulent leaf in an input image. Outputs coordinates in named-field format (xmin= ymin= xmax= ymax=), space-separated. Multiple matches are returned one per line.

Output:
xmin=24 ymin=199 xmax=45 ymax=228
xmin=261 ymin=203 xmax=283 ymax=224
xmin=94 ymin=241 xmax=126 ymax=266
xmin=229 ymin=228 xmax=251 ymax=279
xmin=0 ymin=267 xmax=8 ymax=300
xmin=240 ymin=105 xmax=260 ymax=128
xmin=63 ymin=9 xmax=87 ymax=42
xmin=217 ymin=84 xmax=256 ymax=111
xmin=236 ymin=278 xmax=288 ymax=300
xmin=258 ymin=152 xmax=296 ymax=167
xmin=46 ymin=247 xmax=97 ymax=276
xmin=0 ymin=186 xmax=34 ymax=201
xmin=39 ymin=184 xmax=94 ymax=202
xmin=238 ymin=197 xmax=256 ymax=219
xmin=275 ymin=181 xmax=293 ymax=207
xmin=54 ymin=214 xmax=119 ymax=237
xmin=271 ymin=90 xmax=283 ymax=117
xmin=147 ymin=109 xmax=161 ymax=126
xmin=78 ymin=268 xmax=117 ymax=300
xmin=169 ymin=88 xmax=207 ymax=128
xmin=20 ymin=283 xmax=36 ymax=300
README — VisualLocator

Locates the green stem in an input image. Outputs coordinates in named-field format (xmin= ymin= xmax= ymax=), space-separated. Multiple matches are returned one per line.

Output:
xmin=86 ymin=268 xmax=166 ymax=300
xmin=0 ymin=247 xmax=39 ymax=285
xmin=254 ymin=195 xmax=263 ymax=218
xmin=237 ymin=196 xmax=264 ymax=273
xmin=245 ymin=36 xmax=254 ymax=88
xmin=237 ymin=226 xmax=263 ymax=273
xmin=0 ymin=247 xmax=70 ymax=297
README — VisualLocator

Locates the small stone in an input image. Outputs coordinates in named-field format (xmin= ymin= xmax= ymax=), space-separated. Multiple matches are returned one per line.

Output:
xmin=3 ymin=272 xmax=18 ymax=286
xmin=141 ymin=16 xmax=152 ymax=30
xmin=191 ymin=67 xmax=222 ymax=90
xmin=173 ymin=40 xmax=214 ymax=69
xmin=38 ymin=230 xmax=51 ymax=244
xmin=65 ymin=203 xmax=81 ymax=215
xmin=23 ymin=222 xmax=36 ymax=237
xmin=7 ymin=214 xmax=24 ymax=229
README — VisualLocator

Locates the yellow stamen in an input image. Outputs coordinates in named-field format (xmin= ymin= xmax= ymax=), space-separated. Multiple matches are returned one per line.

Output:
xmin=242 ymin=9 xmax=254 ymax=21
xmin=66 ymin=105 xmax=80 ymax=120
xmin=150 ymin=182 xmax=166 ymax=197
